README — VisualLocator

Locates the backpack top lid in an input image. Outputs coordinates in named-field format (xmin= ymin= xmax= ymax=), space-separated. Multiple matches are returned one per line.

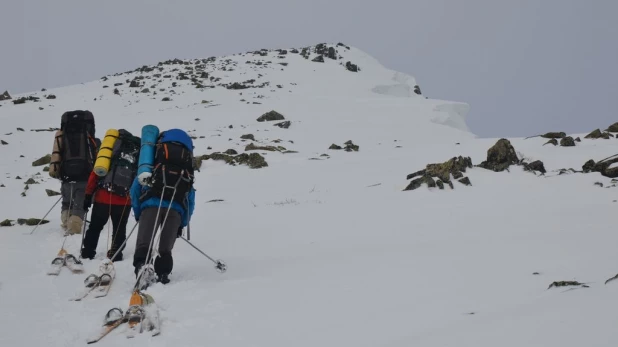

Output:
xmin=159 ymin=128 xmax=193 ymax=153
xmin=60 ymin=110 xmax=95 ymax=134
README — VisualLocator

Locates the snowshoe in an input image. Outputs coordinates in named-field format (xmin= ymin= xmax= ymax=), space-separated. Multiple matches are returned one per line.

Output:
xmin=64 ymin=254 xmax=84 ymax=273
xmin=104 ymin=308 xmax=125 ymax=325
xmin=47 ymin=257 xmax=65 ymax=276
xmin=70 ymin=274 xmax=100 ymax=301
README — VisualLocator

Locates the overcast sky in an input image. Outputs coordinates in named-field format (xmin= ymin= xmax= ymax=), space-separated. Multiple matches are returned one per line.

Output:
xmin=1 ymin=0 xmax=617 ymax=138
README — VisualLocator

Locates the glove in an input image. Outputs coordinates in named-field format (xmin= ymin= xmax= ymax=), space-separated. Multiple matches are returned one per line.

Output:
xmin=84 ymin=194 xmax=93 ymax=211
xmin=177 ymin=226 xmax=183 ymax=238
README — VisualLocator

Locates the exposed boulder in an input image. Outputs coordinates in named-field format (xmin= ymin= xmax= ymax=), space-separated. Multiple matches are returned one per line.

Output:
xmin=329 ymin=144 xmax=342 ymax=150
xmin=541 ymin=132 xmax=566 ymax=139
xmin=345 ymin=61 xmax=359 ymax=72
xmin=45 ymin=189 xmax=61 ymax=197
xmin=523 ymin=160 xmax=546 ymax=174
xmin=585 ymin=129 xmax=611 ymax=139
xmin=198 ymin=152 xmax=268 ymax=169
xmin=245 ymin=143 xmax=286 ymax=152
xmin=0 ymin=91 xmax=12 ymax=101
xmin=413 ymin=85 xmax=422 ymax=95
xmin=17 ymin=218 xmax=49 ymax=226
xmin=257 ymin=110 xmax=285 ymax=122
xmin=224 ymin=149 xmax=238 ymax=155
xmin=274 ymin=121 xmax=291 ymax=129
xmin=0 ymin=219 xmax=13 ymax=227
xmin=582 ymin=156 xmax=618 ymax=178
xmin=543 ymin=139 xmax=558 ymax=146
xmin=560 ymin=136 xmax=576 ymax=147
xmin=32 ymin=154 xmax=51 ymax=167
xmin=32 ymin=154 xmax=51 ymax=166
xmin=1 ymin=140 xmax=7 ymax=145
xmin=240 ymin=134 xmax=255 ymax=141
xmin=477 ymin=139 xmax=519 ymax=172
xmin=45 ymin=94 xmax=56 ymax=100
xmin=606 ymin=122 xmax=618 ymax=133
xmin=343 ymin=140 xmax=359 ymax=152
xmin=404 ymin=156 xmax=473 ymax=191
xmin=311 ymin=55 xmax=325 ymax=63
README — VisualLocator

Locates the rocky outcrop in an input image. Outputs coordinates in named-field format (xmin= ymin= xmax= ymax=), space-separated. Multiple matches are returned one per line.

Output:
xmin=32 ymin=154 xmax=51 ymax=167
xmin=404 ymin=156 xmax=473 ymax=191
xmin=560 ymin=136 xmax=576 ymax=147
xmin=544 ymin=139 xmax=558 ymax=146
xmin=240 ymin=134 xmax=255 ymax=141
xmin=523 ymin=160 xmax=546 ymax=174
xmin=585 ymin=129 xmax=612 ymax=139
xmin=245 ymin=143 xmax=286 ymax=152
xmin=541 ymin=132 xmax=566 ymax=139
xmin=198 ymin=152 xmax=268 ymax=169
xmin=329 ymin=140 xmax=359 ymax=152
xmin=606 ymin=122 xmax=618 ymax=133
xmin=274 ymin=121 xmax=291 ymax=129
xmin=257 ymin=110 xmax=285 ymax=122
xmin=477 ymin=139 xmax=519 ymax=172
xmin=345 ymin=61 xmax=359 ymax=72
xmin=582 ymin=156 xmax=618 ymax=178
xmin=0 ymin=91 xmax=11 ymax=101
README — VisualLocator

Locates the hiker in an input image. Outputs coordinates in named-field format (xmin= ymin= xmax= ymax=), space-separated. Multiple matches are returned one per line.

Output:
xmin=81 ymin=129 xmax=141 ymax=261
xmin=49 ymin=110 xmax=98 ymax=234
xmin=130 ymin=128 xmax=196 ymax=285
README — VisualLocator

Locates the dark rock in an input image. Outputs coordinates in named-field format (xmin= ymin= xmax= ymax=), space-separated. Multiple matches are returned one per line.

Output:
xmin=257 ymin=110 xmax=285 ymax=122
xmin=113 ymin=88 xmax=120 ymax=95
xmin=224 ymin=149 xmax=238 ymax=155
xmin=43 ymin=166 xmax=49 ymax=172
xmin=523 ymin=160 xmax=546 ymax=174
xmin=245 ymin=143 xmax=285 ymax=152
xmin=541 ymin=132 xmax=566 ymax=139
xmin=458 ymin=177 xmax=472 ymax=186
xmin=327 ymin=47 xmax=337 ymax=60
xmin=17 ymin=128 xmax=24 ymax=132
xmin=12 ymin=96 xmax=39 ymax=104
xmin=345 ymin=61 xmax=359 ymax=72
xmin=436 ymin=180 xmax=445 ymax=189
xmin=582 ymin=159 xmax=596 ymax=173
xmin=477 ymin=139 xmax=518 ymax=172
xmin=0 ymin=91 xmax=11 ymax=101
xmin=543 ymin=138 xmax=558 ymax=146
xmin=606 ymin=122 xmax=618 ymax=133
xmin=45 ymin=94 xmax=56 ymax=99
xmin=585 ymin=129 xmax=610 ymax=139
xmin=0 ymin=219 xmax=13 ymax=227
xmin=594 ymin=182 xmax=604 ymax=187
xmin=32 ymin=154 xmax=51 ymax=166
xmin=129 ymin=80 xmax=140 ymax=88
xmin=240 ymin=134 xmax=255 ymax=141
xmin=560 ymin=136 xmax=576 ymax=147
xmin=329 ymin=144 xmax=342 ymax=150
xmin=413 ymin=85 xmax=422 ymax=95
xmin=45 ymin=189 xmax=61 ymax=197
xmin=343 ymin=140 xmax=359 ymax=152
xmin=548 ymin=281 xmax=587 ymax=289
xmin=141 ymin=88 xmax=150 ymax=93
xmin=575 ymin=137 xmax=581 ymax=142
xmin=274 ymin=121 xmax=291 ymax=129
xmin=162 ymin=97 xmax=171 ymax=102
xmin=1 ymin=140 xmax=7 ymax=145
xmin=199 ymin=152 xmax=268 ymax=169
xmin=312 ymin=55 xmax=324 ymax=63
xmin=24 ymin=178 xmax=38 ymax=185
xmin=404 ymin=175 xmax=436 ymax=191
xmin=17 ymin=218 xmax=49 ymax=226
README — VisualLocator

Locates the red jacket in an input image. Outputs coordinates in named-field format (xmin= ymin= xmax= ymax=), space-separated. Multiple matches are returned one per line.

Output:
xmin=86 ymin=171 xmax=131 ymax=206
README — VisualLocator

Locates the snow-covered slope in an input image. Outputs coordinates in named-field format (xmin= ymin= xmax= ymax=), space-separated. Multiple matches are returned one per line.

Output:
xmin=0 ymin=43 xmax=617 ymax=347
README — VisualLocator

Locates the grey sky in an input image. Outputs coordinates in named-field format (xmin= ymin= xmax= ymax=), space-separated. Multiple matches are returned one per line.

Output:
xmin=1 ymin=0 xmax=617 ymax=138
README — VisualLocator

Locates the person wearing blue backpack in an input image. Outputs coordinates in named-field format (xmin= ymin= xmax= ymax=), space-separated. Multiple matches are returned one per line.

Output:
xmin=130 ymin=128 xmax=196 ymax=287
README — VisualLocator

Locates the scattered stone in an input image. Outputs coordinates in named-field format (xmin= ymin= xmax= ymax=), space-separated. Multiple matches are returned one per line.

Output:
xmin=162 ymin=97 xmax=171 ymax=101
xmin=45 ymin=189 xmax=61 ymax=196
xmin=312 ymin=55 xmax=325 ymax=63
xmin=413 ymin=85 xmax=422 ymax=95
xmin=1 ymin=140 xmax=7 ymax=145
xmin=257 ymin=110 xmax=285 ymax=122
xmin=274 ymin=121 xmax=291 ymax=129
xmin=240 ymin=134 xmax=255 ymax=141
xmin=606 ymin=122 xmax=618 ymax=133
xmin=345 ymin=61 xmax=359 ymax=72
xmin=12 ymin=96 xmax=40 ymax=104
xmin=405 ymin=156 xmax=473 ymax=191
xmin=24 ymin=178 xmax=38 ymax=185
xmin=45 ymin=94 xmax=56 ymax=99
xmin=329 ymin=144 xmax=342 ymax=150
xmin=585 ymin=129 xmax=610 ymax=139
xmin=198 ymin=152 xmax=268 ymax=169
xmin=582 ymin=157 xmax=618 ymax=178
xmin=17 ymin=218 xmax=49 ymax=226
xmin=15 ymin=176 xmax=21 ymax=180
xmin=224 ymin=149 xmax=238 ymax=155
xmin=560 ymin=136 xmax=576 ymax=147
xmin=533 ymin=272 xmax=540 ymax=275
xmin=0 ymin=219 xmax=13 ymax=227
xmin=594 ymin=182 xmax=604 ymax=187
xmin=543 ymin=139 xmax=558 ymax=146
xmin=541 ymin=132 xmax=566 ymax=139
xmin=245 ymin=143 xmax=285 ymax=152
xmin=17 ymin=128 xmax=24 ymax=132
xmin=141 ymin=88 xmax=150 ymax=93
xmin=523 ymin=160 xmax=546 ymax=174
xmin=477 ymin=139 xmax=518 ymax=172
xmin=343 ymin=140 xmax=359 ymax=152
xmin=575 ymin=137 xmax=581 ymax=142
xmin=547 ymin=281 xmax=588 ymax=289
xmin=0 ymin=91 xmax=11 ymax=101
xmin=32 ymin=154 xmax=51 ymax=166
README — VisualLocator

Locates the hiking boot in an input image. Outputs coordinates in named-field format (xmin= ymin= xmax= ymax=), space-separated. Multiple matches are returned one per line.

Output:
xmin=60 ymin=210 xmax=69 ymax=230
xmin=107 ymin=249 xmax=123 ymax=262
xmin=157 ymin=273 xmax=170 ymax=285
xmin=80 ymin=249 xmax=95 ymax=260
xmin=66 ymin=215 xmax=83 ymax=235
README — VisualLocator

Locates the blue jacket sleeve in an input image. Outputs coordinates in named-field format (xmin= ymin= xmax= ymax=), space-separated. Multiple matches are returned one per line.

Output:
xmin=130 ymin=178 xmax=142 ymax=222
xmin=183 ymin=188 xmax=196 ymax=227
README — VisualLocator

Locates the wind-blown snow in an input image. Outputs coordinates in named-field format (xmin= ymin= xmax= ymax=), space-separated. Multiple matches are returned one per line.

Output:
xmin=0 ymin=43 xmax=616 ymax=347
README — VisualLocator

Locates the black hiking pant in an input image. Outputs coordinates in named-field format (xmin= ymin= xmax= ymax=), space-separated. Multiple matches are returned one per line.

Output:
xmin=133 ymin=207 xmax=181 ymax=277
xmin=81 ymin=202 xmax=131 ymax=260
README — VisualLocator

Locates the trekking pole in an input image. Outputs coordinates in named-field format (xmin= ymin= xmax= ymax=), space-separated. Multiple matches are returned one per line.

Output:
xmin=179 ymin=236 xmax=227 ymax=273
xmin=187 ymin=223 xmax=191 ymax=241
xmin=29 ymin=196 xmax=62 ymax=235
xmin=109 ymin=222 xmax=139 ymax=262
xmin=79 ymin=209 xmax=89 ymax=258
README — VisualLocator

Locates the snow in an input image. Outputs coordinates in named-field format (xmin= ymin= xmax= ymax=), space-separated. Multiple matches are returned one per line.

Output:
xmin=0 ymin=43 xmax=617 ymax=347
